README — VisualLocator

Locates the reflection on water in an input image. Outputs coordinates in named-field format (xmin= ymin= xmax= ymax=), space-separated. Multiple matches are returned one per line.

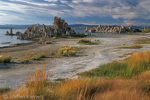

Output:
xmin=0 ymin=29 xmax=31 ymax=47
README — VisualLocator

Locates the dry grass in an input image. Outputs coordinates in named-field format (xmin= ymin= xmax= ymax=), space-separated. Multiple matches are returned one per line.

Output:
xmin=56 ymin=46 xmax=78 ymax=57
xmin=2 ymin=51 xmax=150 ymax=100
xmin=21 ymin=53 xmax=33 ymax=63
xmin=44 ymin=40 xmax=51 ymax=44
xmin=0 ymin=55 xmax=11 ymax=63
xmin=135 ymin=38 xmax=150 ymax=44
xmin=120 ymin=44 xmax=142 ymax=49
xmin=80 ymin=51 xmax=150 ymax=79
xmin=78 ymin=39 xmax=98 ymax=45
xmin=1 ymin=67 xmax=150 ymax=100
xmin=32 ymin=52 xmax=46 ymax=60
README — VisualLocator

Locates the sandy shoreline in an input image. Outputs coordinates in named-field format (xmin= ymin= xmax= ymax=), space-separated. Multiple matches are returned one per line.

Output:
xmin=0 ymin=34 xmax=150 ymax=89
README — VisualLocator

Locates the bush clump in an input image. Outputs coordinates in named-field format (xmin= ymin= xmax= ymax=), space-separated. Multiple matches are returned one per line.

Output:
xmin=0 ymin=56 xmax=11 ymax=63
xmin=56 ymin=46 xmax=77 ymax=57
xmin=120 ymin=44 xmax=142 ymax=49
xmin=78 ymin=39 xmax=98 ymax=45
xmin=32 ymin=52 xmax=46 ymax=60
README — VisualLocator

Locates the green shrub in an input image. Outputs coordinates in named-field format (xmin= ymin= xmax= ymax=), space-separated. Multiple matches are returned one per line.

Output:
xmin=78 ymin=39 xmax=98 ymax=45
xmin=0 ymin=87 xmax=10 ymax=94
xmin=0 ymin=56 xmax=11 ymax=63
xmin=56 ymin=46 xmax=77 ymax=57
xmin=142 ymin=29 xmax=150 ymax=33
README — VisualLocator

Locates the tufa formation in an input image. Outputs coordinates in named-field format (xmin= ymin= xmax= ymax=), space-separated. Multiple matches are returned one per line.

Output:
xmin=15 ymin=16 xmax=76 ymax=40
xmin=88 ymin=24 xmax=133 ymax=33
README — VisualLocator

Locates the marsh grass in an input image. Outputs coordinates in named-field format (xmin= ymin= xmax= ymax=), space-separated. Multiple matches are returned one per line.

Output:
xmin=142 ymin=29 xmax=150 ymax=33
xmin=21 ymin=53 xmax=33 ymax=63
xmin=80 ymin=51 xmax=150 ymax=79
xmin=56 ymin=46 xmax=78 ymax=57
xmin=119 ymin=44 xmax=142 ymax=49
xmin=0 ymin=56 xmax=11 ymax=64
xmin=135 ymin=38 xmax=150 ymax=44
xmin=78 ymin=39 xmax=98 ymax=45
xmin=32 ymin=52 xmax=46 ymax=60
xmin=2 ymin=51 xmax=150 ymax=100
xmin=44 ymin=40 xmax=51 ymax=44
xmin=1 ymin=67 xmax=150 ymax=100
xmin=0 ymin=87 xmax=10 ymax=94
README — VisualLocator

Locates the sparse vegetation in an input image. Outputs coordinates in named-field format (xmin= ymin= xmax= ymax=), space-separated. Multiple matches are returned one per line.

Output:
xmin=0 ymin=87 xmax=10 ymax=94
xmin=78 ymin=39 xmax=98 ymax=45
xmin=120 ymin=44 xmax=142 ymax=49
xmin=44 ymin=40 xmax=51 ymax=44
xmin=1 ymin=66 xmax=150 ymax=100
xmin=0 ymin=56 xmax=11 ymax=64
xmin=56 ymin=46 xmax=78 ymax=57
xmin=80 ymin=51 xmax=150 ymax=79
xmin=135 ymin=38 xmax=150 ymax=44
xmin=142 ymin=29 xmax=150 ymax=33
xmin=21 ymin=54 xmax=33 ymax=63
xmin=32 ymin=52 xmax=46 ymax=60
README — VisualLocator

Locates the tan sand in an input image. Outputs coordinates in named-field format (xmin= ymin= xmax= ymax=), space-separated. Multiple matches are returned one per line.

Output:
xmin=0 ymin=34 xmax=150 ymax=89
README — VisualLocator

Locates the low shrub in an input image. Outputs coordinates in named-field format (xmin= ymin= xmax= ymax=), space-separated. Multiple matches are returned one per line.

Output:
xmin=21 ymin=54 xmax=33 ymax=63
xmin=44 ymin=40 xmax=51 ymax=44
xmin=142 ymin=29 xmax=150 ymax=33
xmin=0 ymin=87 xmax=10 ymax=94
xmin=32 ymin=52 xmax=46 ymax=60
xmin=120 ymin=44 xmax=142 ymax=49
xmin=78 ymin=39 xmax=98 ymax=45
xmin=56 ymin=46 xmax=77 ymax=57
xmin=0 ymin=56 xmax=11 ymax=63
xmin=135 ymin=38 xmax=150 ymax=44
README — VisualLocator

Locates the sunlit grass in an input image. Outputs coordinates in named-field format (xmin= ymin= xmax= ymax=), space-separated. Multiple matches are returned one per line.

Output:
xmin=56 ymin=46 xmax=78 ymax=57
xmin=2 ymin=51 xmax=150 ymax=100
xmin=32 ymin=52 xmax=46 ymax=60
xmin=119 ymin=44 xmax=142 ymax=49
xmin=0 ymin=56 xmax=11 ymax=63
xmin=78 ymin=39 xmax=98 ymax=45
xmin=80 ymin=51 xmax=150 ymax=79
xmin=135 ymin=38 xmax=150 ymax=44
xmin=1 ymin=67 xmax=150 ymax=100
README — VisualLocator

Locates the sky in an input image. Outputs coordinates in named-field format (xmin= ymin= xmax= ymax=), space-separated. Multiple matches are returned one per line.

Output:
xmin=0 ymin=0 xmax=150 ymax=26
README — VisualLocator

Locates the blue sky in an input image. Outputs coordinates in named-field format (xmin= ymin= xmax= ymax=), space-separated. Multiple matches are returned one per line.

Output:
xmin=0 ymin=0 xmax=150 ymax=26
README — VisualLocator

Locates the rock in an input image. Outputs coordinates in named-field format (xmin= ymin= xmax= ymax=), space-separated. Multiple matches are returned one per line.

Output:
xmin=5 ymin=31 xmax=10 ymax=35
xmin=16 ymin=16 xmax=76 ymax=40
xmin=89 ymin=25 xmax=133 ymax=33
xmin=53 ymin=16 xmax=76 ymax=35
xmin=16 ymin=31 xmax=22 ymax=36
xmin=5 ymin=28 xmax=15 ymax=35
xmin=89 ymin=28 xmax=96 ymax=33
xmin=84 ymin=27 xmax=88 ymax=32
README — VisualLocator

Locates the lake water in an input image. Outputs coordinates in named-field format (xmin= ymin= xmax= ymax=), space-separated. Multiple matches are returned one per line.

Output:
xmin=0 ymin=28 xmax=120 ymax=47
xmin=0 ymin=28 xmax=87 ymax=47
xmin=0 ymin=29 xmax=31 ymax=47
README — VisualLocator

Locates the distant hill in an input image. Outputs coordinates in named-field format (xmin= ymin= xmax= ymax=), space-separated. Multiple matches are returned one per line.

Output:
xmin=0 ymin=24 xmax=149 ymax=29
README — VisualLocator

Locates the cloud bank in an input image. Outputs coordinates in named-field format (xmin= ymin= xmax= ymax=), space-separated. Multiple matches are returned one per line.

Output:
xmin=0 ymin=0 xmax=150 ymax=25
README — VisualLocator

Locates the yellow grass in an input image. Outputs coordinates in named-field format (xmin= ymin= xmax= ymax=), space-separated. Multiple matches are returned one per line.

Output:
xmin=2 ymin=51 xmax=150 ymax=100
xmin=56 ymin=46 xmax=78 ymax=57
xmin=1 ymin=67 xmax=150 ymax=100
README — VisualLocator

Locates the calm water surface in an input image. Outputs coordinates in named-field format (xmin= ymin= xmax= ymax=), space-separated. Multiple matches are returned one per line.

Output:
xmin=0 ymin=29 xmax=31 ymax=47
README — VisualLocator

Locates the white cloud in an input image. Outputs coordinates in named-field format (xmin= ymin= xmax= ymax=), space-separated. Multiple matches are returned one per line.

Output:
xmin=44 ymin=0 xmax=58 ymax=2
xmin=0 ymin=0 xmax=150 ymax=25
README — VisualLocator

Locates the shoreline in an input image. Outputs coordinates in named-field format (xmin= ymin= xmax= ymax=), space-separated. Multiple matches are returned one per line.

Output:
xmin=1 ymin=34 xmax=150 ymax=89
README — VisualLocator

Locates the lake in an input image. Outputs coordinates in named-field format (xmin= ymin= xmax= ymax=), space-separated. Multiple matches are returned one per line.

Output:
xmin=0 ymin=29 xmax=31 ymax=47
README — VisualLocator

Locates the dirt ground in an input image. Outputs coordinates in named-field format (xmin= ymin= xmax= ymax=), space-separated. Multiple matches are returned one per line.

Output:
xmin=1 ymin=34 xmax=150 ymax=89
